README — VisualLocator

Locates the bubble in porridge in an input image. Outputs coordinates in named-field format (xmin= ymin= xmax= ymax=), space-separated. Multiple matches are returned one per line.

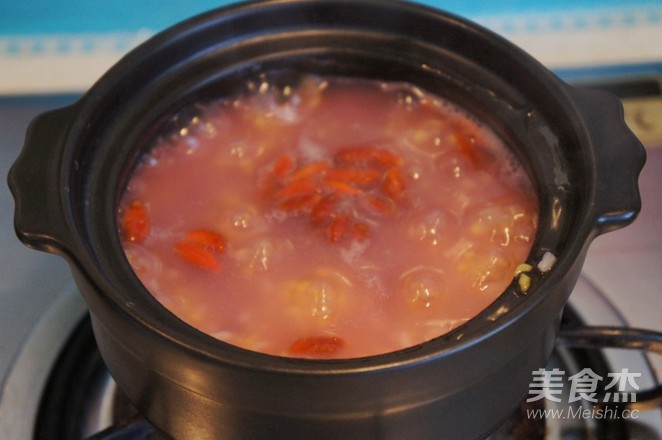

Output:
xmin=398 ymin=266 xmax=447 ymax=310
xmin=408 ymin=208 xmax=461 ymax=248
xmin=282 ymin=268 xmax=353 ymax=324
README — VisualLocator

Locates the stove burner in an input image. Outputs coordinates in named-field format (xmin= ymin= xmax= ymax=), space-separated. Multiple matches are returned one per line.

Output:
xmin=33 ymin=314 xmax=167 ymax=439
xmin=34 ymin=307 xmax=657 ymax=440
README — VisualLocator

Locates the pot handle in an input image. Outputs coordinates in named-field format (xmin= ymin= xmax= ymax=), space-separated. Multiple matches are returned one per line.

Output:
xmin=567 ymin=86 xmax=646 ymax=235
xmin=8 ymin=105 xmax=79 ymax=257
xmin=558 ymin=326 xmax=662 ymax=411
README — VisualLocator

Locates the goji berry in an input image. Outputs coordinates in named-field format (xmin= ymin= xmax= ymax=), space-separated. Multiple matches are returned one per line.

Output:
xmin=273 ymin=155 xmax=294 ymax=178
xmin=324 ymin=178 xmax=362 ymax=196
xmin=362 ymin=195 xmax=396 ymax=217
xmin=274 ymin=177 xmax=318 ymax=200
xmin=351 ymin=222 xmax=370 ymax=241
xmin=382 ymin=167 xmax=406 ymax=200
xmin=277 ymin=193 xmax=322 ymax=213
xmin=289 ymin=161 xmax=329 ymax=181
xmin=184 ymin=229 xmax=226 ymax=252
xmin=325 ymin=167 xmax=381 ymax=187
xmin=327 ymin=214 xmax=350 ymax=243
xmin=309 ymin=194 xmax=340 ymax=226
xmin=264 ymin=146 xmax=405 ymax=244
xmin=121 ymin=200 xmax=150 ymax=244
xmin=173 ymin=241 xmax=220 ymax=271
xmin=288 ymin=335 xmax=346 ymax=357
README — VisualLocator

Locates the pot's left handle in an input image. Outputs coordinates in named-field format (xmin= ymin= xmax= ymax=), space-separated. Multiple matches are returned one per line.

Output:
xmin=8 ymin=105 xmax=79 ymax=257
xmin=567 ymin=86 xmax=646 ymax=235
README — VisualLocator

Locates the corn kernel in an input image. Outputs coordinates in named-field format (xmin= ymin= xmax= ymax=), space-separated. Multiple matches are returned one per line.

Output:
xmin=518 ymin=273 xmax=531 ymax=293
xmin=514 ymin=263 xmax=533 ymax=276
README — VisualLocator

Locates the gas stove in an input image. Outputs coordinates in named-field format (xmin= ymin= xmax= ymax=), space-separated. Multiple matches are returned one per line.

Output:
xmin=1 ymin=2 xmax=662 ymax=439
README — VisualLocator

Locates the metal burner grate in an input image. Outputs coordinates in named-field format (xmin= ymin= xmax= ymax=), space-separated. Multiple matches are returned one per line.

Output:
xmin=34 ymin=307 xmax=644 ymax=440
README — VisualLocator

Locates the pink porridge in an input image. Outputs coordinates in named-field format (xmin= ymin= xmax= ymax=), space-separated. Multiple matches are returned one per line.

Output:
xmin=118 ymin=75 xmax=538 ymax=358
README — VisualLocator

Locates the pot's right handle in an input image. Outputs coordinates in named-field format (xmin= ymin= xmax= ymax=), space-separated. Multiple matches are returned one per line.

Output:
xmin=8 ymin=105 xmax=79 ymax=257
xmin=567 ymin=86 xmax=647 ymax=235
xmin=558 ymin=326 xmax=662 ymax=411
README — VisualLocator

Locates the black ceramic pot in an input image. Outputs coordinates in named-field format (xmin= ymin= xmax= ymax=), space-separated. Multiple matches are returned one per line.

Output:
xmin=8 ymin=1 xmax=647 ymax=439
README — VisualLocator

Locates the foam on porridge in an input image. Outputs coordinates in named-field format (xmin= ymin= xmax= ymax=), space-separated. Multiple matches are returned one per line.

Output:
xmin=118 ymin=74 xmax=538 ymax=358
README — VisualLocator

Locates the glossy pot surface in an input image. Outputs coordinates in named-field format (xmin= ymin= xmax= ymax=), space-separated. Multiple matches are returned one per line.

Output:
xmin=8 ymin=1 xmax=645 ymax=439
